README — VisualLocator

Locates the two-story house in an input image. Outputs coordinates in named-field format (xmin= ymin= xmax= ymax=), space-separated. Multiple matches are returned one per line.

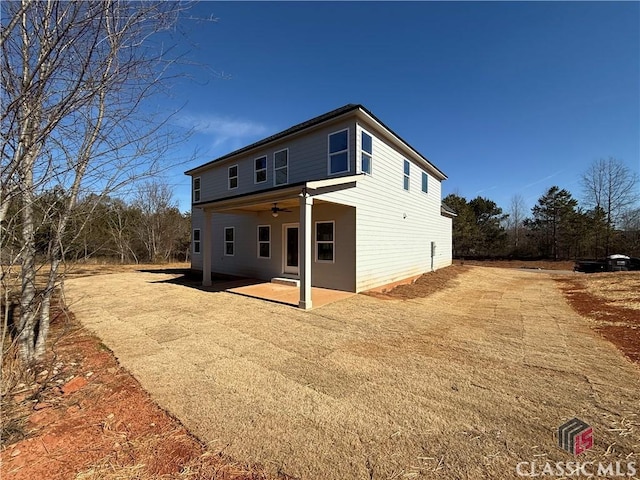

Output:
xmin=185 ymin=104 xmax=454 ymax=309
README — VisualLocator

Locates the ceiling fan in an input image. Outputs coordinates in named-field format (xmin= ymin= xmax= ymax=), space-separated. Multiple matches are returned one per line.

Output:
xmin=271 ymin=203 xmax=291 ymax=217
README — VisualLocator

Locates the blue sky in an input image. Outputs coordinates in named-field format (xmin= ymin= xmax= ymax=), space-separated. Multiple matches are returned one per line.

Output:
xmin=160 ymin=1 xmax=640 ymax=214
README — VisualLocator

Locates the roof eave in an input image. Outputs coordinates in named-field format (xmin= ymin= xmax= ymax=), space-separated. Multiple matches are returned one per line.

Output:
xmin=184 ymin=104 xmax=362 ymax=176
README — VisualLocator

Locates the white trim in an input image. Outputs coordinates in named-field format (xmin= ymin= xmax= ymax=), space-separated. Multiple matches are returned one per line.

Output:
xmin=257 ymin=224 xmax=271 ymax=259
xmin=254 ymin=155 xmax=267 ymax=184
xmin=193 ymin=177 xmax=201 ymax=202
xmin=282 ymin=223 xmax=299 ymax=274
xmin=224 ymin=226 xmax=235 ymax=256
xmin=421 ymin=171 xmax=429 ymax=194
xmin=327 ymin=128 xmax=350 ymax=176
xmin=306 ymin=174 xmax=363 ymax=190
xmin=315 ymin=220 xmax=335 ymax=263
xmin=273 ymin=148 xmax=289 ymax=186
xmin=360 ymin=128 xmax=373 ymax=176
xmin=228 ymin=165 xmax=238 ymax=190
xmin=192 ymin=228 xmax=201 ymax=255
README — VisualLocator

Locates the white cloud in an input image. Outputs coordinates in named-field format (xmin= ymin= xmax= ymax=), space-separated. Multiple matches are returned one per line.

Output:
xmin=176 ymin=112 xmax=270 ymax=150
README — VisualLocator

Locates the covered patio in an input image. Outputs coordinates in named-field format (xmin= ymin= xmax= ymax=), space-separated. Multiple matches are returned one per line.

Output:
xmin=195 ymin=175 xmax=362 ymax=310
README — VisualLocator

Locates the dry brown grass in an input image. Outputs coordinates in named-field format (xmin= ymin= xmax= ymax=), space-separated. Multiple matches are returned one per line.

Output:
xmin=1 ymin=313 xmax=276 ymax=480
xmin=455 ymin=259 xmax=576 ymax=270
xmin=61 ymin=266 xmax=640 ymax=479
xmin=565 ymin=272 xmax=640 ymax=311
xmin=555 ymin=271 xmax=640 ymax=364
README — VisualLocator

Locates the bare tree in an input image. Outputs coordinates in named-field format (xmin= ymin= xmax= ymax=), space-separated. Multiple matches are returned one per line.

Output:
xmin=581 ymin=158 xmax=639 ymax=256
xmin=506 ymin=193 xmax=527 ymax=251
xmin=134 ymin=180 xmax=178 ymax=262
xmin=1 ymin=1 xmax=190 ymax=363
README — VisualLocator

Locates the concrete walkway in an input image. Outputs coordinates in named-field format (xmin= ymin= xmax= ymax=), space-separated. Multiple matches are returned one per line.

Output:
xmin=66 ymin=267 xmax=640 ymax=480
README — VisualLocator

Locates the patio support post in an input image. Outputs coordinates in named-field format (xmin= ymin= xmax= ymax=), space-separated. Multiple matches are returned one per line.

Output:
xmin=299 ymin=193 xmax=313 ymax=309
xmin=202 ymin=209 xmax=212 ymax=287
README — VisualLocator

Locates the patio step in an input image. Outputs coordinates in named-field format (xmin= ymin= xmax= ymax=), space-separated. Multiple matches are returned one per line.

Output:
xmin=271 ymin=277 xmax=300 ymax=287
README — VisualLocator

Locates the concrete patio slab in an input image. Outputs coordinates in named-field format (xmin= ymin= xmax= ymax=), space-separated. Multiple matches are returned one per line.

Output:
xmin=226 ymin=281 xmax=354 ymax=308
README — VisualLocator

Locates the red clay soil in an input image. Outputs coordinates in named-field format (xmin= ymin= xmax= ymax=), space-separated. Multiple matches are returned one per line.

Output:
xmin=1 ymin=313 xmax=275 ymax=479
xmin=556 ymin=276 xmax=640 ymax=365
xmin=364 ymin=265 xmax=471 ymax=300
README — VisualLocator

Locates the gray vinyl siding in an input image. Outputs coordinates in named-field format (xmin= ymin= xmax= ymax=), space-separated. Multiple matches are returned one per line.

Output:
xmin=317 ymin=121 xmax=452 ymax=292
xmin=190 ymin=113 xmax=452 ymax=294
xmin=191 ymin=202 xmax=356 ymax=292
xmin=194 ymin=120 xmax=356 ymax=203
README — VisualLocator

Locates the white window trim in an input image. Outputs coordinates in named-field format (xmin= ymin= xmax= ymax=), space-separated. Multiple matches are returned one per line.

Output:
xmin=360 ymin=128 xmax=373 ymax=176
xmin=403 ymin=160 xmax=410 ymax=191
xmin=273 ymin=148 xmax=289 ymax=186
xmin=421 ymin=171 xmax=429 ymax=194
xmin=254 ymin=156 xmax=267 ymax=185
xmin=328 ymin=128 xmax=350 ymax=176
xmin=193 ymin=177 xmax=201 ymax=202
xmin=192 ymin=228 xmax=201 ymax=255
xmin=257 ymin=225 xmax=271 ymax=259
xmin=228 ymin=165 xmax=238 ymax=190
xmin=315 ymin=220 xmax=335 ymax=263
xmin=224 ymin=227 xmax=235 ymax=256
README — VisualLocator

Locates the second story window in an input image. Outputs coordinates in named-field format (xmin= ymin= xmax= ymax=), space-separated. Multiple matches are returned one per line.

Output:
xmin=403 ymin=160 xmax=410 ymax=191
xmin=193 ymin=177 xmax=201 ymax=202
xmin=255 ymin=156 xmax=267 ymax=184
xmin=361 ymin=131 xmax=372 ymax=175
xmin=228 ymin=165 xmax=238 ymax=189
xmin=274 ymin=149 xmax=288 ymax=186
xmin=421 ymin=172 xmax=428 ymax=194
xmin=328 ymin=129 xmax=349 ymax=175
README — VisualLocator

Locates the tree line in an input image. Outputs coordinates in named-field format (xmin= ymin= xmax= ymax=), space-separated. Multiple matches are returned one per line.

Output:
xmin=2 ymin=181 xmax=191 ymax=266
xmin=444 ymin=158 xmax=640 ymax=260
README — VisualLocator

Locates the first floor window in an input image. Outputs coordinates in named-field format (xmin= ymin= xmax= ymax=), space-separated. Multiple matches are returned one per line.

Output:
xmin=255 ymin=156 xmax=267 ymax=183
xmin=274 ymin=149 xmax=288 ymax=185
xmin=403 ymin=160 xmax=410 ymax=191
xmin=257 ymin=225 xmax=270 ymax=258
xmin=328 ymin=129 xmax=349 ymax=174
xmin=193 ymin=177 xmax=201 ymax=202
xmin=193 ymin=229 xmax=201 ymax=254
xmin=224 ymin=227 xmax=234 ymax=256
xmin=316 ymin=221 xmax=334 ymax=262
xmin=421 ymin=172 xmax=428 ymax=193
xmin=228 ymin=165 xmax=238 ymax=189
xmin=361 ymin=131 xmax=372 ymax=175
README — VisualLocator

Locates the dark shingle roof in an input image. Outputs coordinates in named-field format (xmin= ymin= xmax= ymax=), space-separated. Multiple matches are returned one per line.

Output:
xmin=441 ymin=202 xmax=457 ymax=216
xmin=185 ymin=103 xmax=447 ymax=180
xmin=185 ymin=104 xmax=360 ymax=175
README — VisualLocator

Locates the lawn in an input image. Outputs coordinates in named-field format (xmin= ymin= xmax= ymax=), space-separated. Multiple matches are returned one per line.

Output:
xmin=3 ymin=264 xmax=639 ymax=479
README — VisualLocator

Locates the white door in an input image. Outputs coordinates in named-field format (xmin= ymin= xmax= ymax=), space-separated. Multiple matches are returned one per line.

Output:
xmin=283 ymin=224 xmax=299 ymax=275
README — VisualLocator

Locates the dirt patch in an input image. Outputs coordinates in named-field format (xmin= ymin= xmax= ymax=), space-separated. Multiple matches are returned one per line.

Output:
xmin=456 ymin=259 xmax=575 ymax=270
xmin=555 ymin=272 xmax=640 ymax=364
xmin=1 ymin=314 xmax=276 ymax=479
xmin=363 ymin=265 xmax=471 ymax=300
